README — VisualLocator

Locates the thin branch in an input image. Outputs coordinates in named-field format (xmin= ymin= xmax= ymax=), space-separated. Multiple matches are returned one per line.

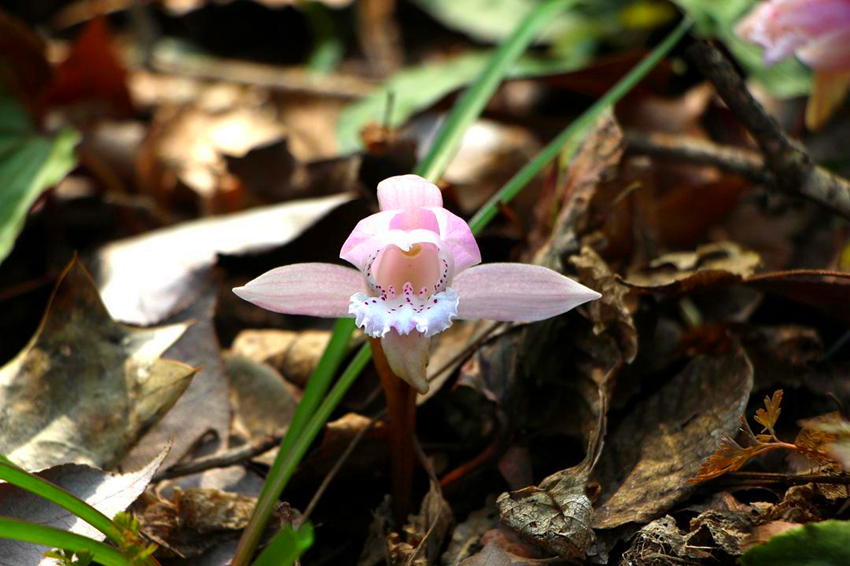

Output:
xmin=153 ymin=436 xmax=281 ymax=482
xmin=718 ymin=471 xmax=850 ymax=486
xmin=624 ymin=130 xmax=771 ymax=184
xmin=686 ymin=40 xmax=850 ymax=219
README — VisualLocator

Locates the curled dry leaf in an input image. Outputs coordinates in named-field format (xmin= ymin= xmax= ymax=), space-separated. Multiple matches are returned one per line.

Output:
xmin=592 ymin=342 xmax=753 ymax=530
xmin=93 ymin=192 xmax=353 ymax=325
xmin=496 ymin=383 xmax=607 ymax=561
xmin=133 ymin=487 xmax=292 ymax=558
xmin=387 ymin=480 xmax=454 ymax=566
xmin=570 ymin=246 xmax=638 ymax=364
xmin=0 ymin=258 xmax=197 ymax=470
xmin=0 ymin=446 xmax=168 ymax=566
xmin=622 ymin=241 xmax=761 ymax=295
xmin=532 ymin=110 xmax=626 ymax=268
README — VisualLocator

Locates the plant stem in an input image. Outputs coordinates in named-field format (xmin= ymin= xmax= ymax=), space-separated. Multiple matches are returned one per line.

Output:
xmin=371 ymin=337 xmax=418 ymax=524
xmin=0 ymin=518 xmax=130 ymax=566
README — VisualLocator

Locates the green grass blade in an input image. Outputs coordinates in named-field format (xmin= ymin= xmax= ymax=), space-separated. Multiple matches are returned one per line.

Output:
xmin=0 ymin=462 xmax=122 ymax=543
xmin=415 ymin=0 xmax=577 ymax=182
xmin=251 ymin=522 xmax=314 ymax=566
xmin=0 ymin=518 xmax=130 ymax=566
xmin=468 ymin=17 xmax=693 ymax=233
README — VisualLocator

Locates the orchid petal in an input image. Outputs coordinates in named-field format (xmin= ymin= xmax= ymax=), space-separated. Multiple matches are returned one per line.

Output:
xmin=339 ymin=210 xmax=398 ymax=268
xmin=427 ymin=207 xmax=481 ymax=274
xmin=233 ymin=263 xmax=362 ymax=317
xmin=381 ymin=330 xmax=431 ymax=393
xmin=377 ymin=175 xmax=443 ymax=211
xmin=796 ymin=27 xmax=850 ymax=71
xmin=806 ymin=70 xmax=850 ymax=129
xmin=453 ymin=263 xmax=601 ymax=322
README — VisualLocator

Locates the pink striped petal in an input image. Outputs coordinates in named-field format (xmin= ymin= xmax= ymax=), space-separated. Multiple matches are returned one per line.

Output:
xmin=381 ymin=330 xmax=431 ymax=393
xmin=339 ymin=210 xmax=398 ymax=269
xmin=233 ymin=263 xmax=363 ymax=317
xmin=797 ymin=27 xmax=850 ymax=71
xmin=453 ymin=263 xmax=601 ymax=322
xmin=377 ymin=175 xmax=443 ymax=211
xmin=428 ymin=207 xmax=481 ymax=274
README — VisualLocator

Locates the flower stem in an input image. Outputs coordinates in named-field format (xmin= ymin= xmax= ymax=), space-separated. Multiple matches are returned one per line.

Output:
xmin=371 ymin=337 xmax=418 ymax=524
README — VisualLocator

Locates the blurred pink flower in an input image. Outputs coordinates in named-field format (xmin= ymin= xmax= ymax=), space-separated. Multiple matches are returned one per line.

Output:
xmin=735 ymin=0 xmax=850 ymax=70
xmin=736 ymin=0 xmax=850 ymax=129
xmin=234 ymin=175 xmax=601 ymax=393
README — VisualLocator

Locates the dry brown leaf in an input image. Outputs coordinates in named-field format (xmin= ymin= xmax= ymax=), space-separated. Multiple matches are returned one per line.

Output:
xmin=0 ymin=258 xmax=196 ymax=470
xmin=119 ymin=283 xmax=230 ymax=471
xmin=230 ymin=328 xmax=333 ymax=388
xmin=40 ymin=17 xmax=134 ymax=119
xmin=754 ymin=390 xmax=783 ymax=436
xmin=137 ymin=104 xmax=286 ymax=214
xmin=622 ymin=241 xmax=761 ymax=294
xmin=134 ymin=487 xmax=292 ymax=557
xmin=387 ymin=480 xmax=454 ymax=566
xmin=225 ymin=354 xmax=298 ymax=441
xmin=531 ymin=110 xmax=625 ymax=267
xmin=592 ymin=343 xmax=753 ymax=529
xmin=570 ymin=246 xmax=638 ymax=364
xmin=496 ymin=381 xmax=607 ymax=561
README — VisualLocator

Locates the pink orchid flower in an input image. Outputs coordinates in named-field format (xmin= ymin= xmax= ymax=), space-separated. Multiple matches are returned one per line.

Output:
xmin=233 ymin=175 xmax=601 ymax=394
xmin=735 ymin=0 xmax=850 ymax=129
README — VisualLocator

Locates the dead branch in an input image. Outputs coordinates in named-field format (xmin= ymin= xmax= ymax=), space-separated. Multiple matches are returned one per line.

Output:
xmin=686 ymin=40 xmax=850 ymax=219
xmin=624 ymin=130 xmax=771 ymax=185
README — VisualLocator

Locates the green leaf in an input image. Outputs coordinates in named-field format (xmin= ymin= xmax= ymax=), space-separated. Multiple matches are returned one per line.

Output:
xmin=0 ymin=93 xmax=79 ymax=266
xmin=0 ymin=518 xmax=130 ymax=566
xmin=252 ymin=523 xmax=314 ymax=566
xmin=337 ymin=49 xmax=588 ymax=153
xmin=740 ymin=520 xmax=850 ymax=566
xmin=672 ymin=0 xmax=811 ymax=98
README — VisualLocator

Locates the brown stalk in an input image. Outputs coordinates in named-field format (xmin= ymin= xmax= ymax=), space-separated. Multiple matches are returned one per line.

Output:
xmin=371 ymin=337 xmax=417 ymax=524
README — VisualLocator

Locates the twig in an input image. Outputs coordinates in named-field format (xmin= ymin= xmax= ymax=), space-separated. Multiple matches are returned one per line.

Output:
xmin=624 ymin=130 xmax=771 ymax=184
xmin=153 ymin=435 xmax=281 ymax=482
xmin=686 ymin=40 xmax=850 ymax=219
xmin=297 ymin=408 xmax=388 ymax=527
xmin=717 ymin=471 xmax=850 ymax=486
